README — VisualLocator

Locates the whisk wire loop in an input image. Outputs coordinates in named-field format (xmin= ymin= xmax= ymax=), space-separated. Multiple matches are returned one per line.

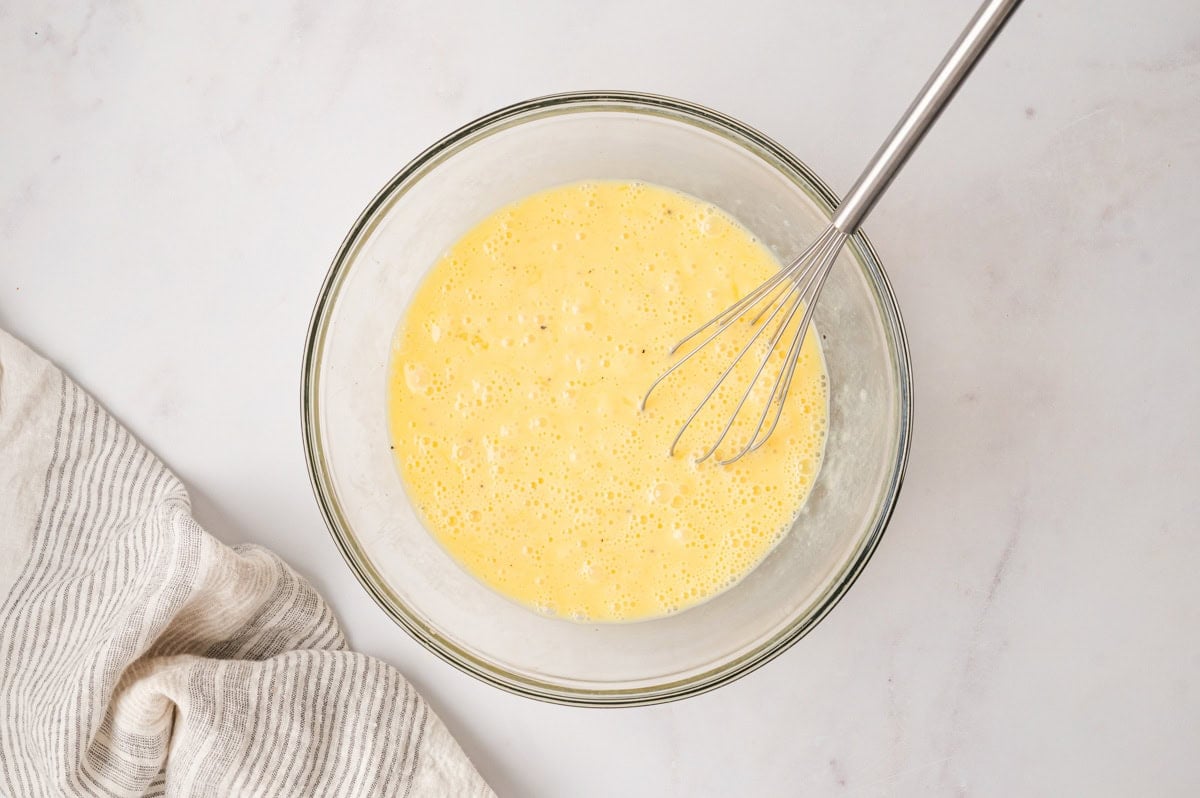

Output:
xmin=643 ymin=226 xmax=846 ymax=465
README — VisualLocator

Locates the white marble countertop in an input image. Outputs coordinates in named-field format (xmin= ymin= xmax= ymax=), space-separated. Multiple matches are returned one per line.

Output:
xmin=4 ymin=1 xmax=1199 ymax=794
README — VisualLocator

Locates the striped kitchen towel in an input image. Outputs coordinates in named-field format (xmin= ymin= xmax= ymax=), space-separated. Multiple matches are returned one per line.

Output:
xmin=0 ymin=329 xmax=494 ymax=797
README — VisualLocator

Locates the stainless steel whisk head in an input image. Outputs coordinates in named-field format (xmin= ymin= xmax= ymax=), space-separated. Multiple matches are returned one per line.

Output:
xmin=641 ymin=0 xmax=1021 ymax=464
xmin=640 ymin=226 xmax=846 ymax=466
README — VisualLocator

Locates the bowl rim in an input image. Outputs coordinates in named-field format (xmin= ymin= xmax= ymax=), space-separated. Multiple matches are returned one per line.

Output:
xmin=301 ymin=90 xmax=913 ymax=707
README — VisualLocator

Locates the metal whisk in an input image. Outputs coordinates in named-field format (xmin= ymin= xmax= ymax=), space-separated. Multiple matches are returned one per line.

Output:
xmin=641 ymin=0 xmax=1023 ymax=465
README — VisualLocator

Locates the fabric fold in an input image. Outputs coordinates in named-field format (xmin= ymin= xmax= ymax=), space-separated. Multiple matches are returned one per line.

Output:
xmin=0 ymin=329 xmax=493 ymax=797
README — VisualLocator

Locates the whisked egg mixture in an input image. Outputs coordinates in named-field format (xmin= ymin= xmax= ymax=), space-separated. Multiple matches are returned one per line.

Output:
xmin=387 ymin=181 xmax=828 ymax=622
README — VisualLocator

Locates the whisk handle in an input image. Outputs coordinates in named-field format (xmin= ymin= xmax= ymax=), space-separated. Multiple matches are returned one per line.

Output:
xmin=831 ymin=0 xmax=1023 ymax=234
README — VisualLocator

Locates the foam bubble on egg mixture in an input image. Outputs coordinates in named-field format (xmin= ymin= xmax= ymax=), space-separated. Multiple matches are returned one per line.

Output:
xmin=388 ymin=181 xmax=828 ymax=622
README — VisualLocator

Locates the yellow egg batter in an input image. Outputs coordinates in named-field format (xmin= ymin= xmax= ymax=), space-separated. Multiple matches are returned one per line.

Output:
xmin=388 ymin=181 xmax=827 ymax=622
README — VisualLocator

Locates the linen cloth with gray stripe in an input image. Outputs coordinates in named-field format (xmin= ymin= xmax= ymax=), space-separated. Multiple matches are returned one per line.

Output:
xmin=0 ymin=330 xmax=494 ymax=797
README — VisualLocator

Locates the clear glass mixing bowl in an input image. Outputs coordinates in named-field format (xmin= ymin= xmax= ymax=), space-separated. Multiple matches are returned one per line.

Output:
xmin=302 ymin=91 xmax=912 ymax=706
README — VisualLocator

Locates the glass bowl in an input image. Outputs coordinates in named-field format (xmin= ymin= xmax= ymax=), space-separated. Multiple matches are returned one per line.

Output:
xmin=302 ymin=91 xmax=912 ymax=706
